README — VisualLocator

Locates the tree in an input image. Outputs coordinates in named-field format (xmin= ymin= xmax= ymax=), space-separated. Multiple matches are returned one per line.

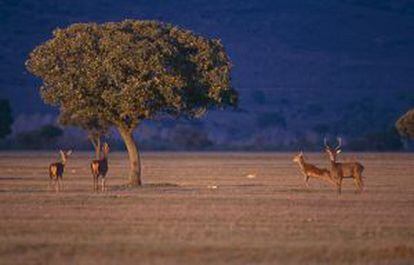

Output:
xmin=0 ymin=99 xmax=13 ymax=139
xmin=26 ymin=20 xmax=238 ymax=186
xmin=59 ymin=112 xmax=109 ymax=159
xmin=396 ymin=109 xmax=414 ymax=139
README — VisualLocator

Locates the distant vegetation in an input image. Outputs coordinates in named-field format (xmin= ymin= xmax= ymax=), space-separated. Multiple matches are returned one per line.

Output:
xmin=340 ymin=0 xmax=414 ymax=15
xmin=256 ymin=112 xmax=286 ymax=129
xmin=14 ymin=125 xmax=63 ymax=150
xmin=347 ymin=128 xmax=403 ymax=151
xmin=0 ymin=99 xmax=13 ymax=139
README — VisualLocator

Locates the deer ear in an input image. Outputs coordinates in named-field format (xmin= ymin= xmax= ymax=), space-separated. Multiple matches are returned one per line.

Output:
xmin=336 ymin=149 xmax=341 ymax=154
xmin=67 ymin=150 xmax=73 ymax=155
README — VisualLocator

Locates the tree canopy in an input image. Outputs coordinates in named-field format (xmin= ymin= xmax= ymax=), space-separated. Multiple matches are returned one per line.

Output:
xmin=0 ymin=99 xmax=13 ymax=139
xmin=26 ymin=20 xmax=238 ymax=185
xmin=396 ymin=109 xmax=414 ymax=139
xmin=59 ymin=112 xmax=109 ymax=159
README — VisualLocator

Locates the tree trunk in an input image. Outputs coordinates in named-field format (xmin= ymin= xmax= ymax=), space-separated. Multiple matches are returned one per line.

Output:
xmin=89 ymin=135 xmax=101 ymax=160
xmin=118 ymin=127 xmax=142 ymax=186
xmin=94 ymin=137 xmax=101 ymax=160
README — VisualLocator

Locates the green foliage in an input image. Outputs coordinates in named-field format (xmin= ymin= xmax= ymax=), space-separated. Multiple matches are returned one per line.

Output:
xmin=396 ymin=109 xmax=414 ymax=139
xmin=59 ymin=112 xmax=109 ymax=142
xmin=15 ymin=124 xmax=63 ymax=149
xmin=26 ymin=20 xmax=238 ymax=133
xmin=0 ymin=99 xmax=13 ymax=139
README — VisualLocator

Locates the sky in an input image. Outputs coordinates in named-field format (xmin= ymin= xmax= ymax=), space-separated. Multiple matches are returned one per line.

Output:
xmin=0 ymin=0 xmax=413 ymax=149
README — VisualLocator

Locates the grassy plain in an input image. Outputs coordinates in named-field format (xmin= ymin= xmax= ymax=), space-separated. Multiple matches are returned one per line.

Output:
xmin=0 ymin=152 xmax=413 ymax=264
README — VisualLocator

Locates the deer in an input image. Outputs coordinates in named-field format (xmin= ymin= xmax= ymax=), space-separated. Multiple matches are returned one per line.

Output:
xmin=91 ymin=142 xmax=110 ymax=192
xmin=324 ymin=138 xmax=364 ymax=194
xmin=49 ymin=150 xmax=72 ymax=191
xmin=292 ymin=151 xmax=336 ymax=188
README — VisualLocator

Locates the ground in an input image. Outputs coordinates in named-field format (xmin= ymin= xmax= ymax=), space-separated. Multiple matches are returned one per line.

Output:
xmin=0 ymin=152 xmax=413 ymax=265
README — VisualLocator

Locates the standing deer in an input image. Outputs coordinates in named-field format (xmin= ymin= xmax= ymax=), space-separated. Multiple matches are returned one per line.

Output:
xmin=324 ymin=138 xmax=364 ymax=194
xmin=91 ymin=142 xmax=110 ymax=192
xmin=49 ymin=150 xmax=72 ymax=191
xmin=292 ymin=152 xmax=336 ymax=188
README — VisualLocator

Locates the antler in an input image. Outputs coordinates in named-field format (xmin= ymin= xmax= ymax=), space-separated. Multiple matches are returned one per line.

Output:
xmin=324 ymin=137 xmax=329 ymax=148
xmin=335 ymin=137 xmax=342 ymax=150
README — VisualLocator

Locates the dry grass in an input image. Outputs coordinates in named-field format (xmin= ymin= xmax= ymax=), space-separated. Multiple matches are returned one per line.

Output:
xmin=0 ymin=152 xmax=413 ymax=265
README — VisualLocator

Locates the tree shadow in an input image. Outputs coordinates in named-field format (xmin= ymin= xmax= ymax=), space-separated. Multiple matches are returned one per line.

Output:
xmin=109 ymin=182 xmax=180 ymax=191
xmin=0 ymin=176 xmax=38 ymax=181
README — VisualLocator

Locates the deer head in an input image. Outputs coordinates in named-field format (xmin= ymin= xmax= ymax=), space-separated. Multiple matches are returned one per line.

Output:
xmin=59 ymin=150 xmax=73 ymax=164
xmin=324 ymin=137 xmax=342 ymax=162
xmin=102 ymin=143 xmax=110 ymax=157
xmin=292 ymin=151 xmax=304 ymax=163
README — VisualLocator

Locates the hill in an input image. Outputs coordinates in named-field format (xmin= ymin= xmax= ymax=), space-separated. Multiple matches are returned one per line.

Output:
xmin=1 ymin=0 xmax=413 ymax=149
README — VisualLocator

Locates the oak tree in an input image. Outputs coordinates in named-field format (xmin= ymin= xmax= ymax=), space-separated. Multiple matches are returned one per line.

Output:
xmin=59 ymin=111 xmax=109 ymax=159
xmin=396 ymin=109 xmax=414 ymax=139
xmin=26 ymin=20 xmax=238 ymax=185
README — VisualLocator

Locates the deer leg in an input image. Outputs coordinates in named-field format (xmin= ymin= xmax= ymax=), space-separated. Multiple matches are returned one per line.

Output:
xmin=97 ymin=176 xmax=101 ymax=192
xmin=304 ymin=175 xmax=310 ymax=188
xmin=353 ymin=177 xmax=360 ymax=193
xmin=60 ymin=177 xmax=65 ymax=191
xmin=101 ymin=178 xmax=105 ymax=192
xmin=328 ymin=176 xmax=336 ymax=188
xmin=337 ymin=178 xmax=342 ymax=195
xmin=355 ymin=175 xmax=364 ymax=192
xmin=359 ymin=176 xmax=364 ymax=192
xmin=93 ymin=176 xmax=97 ymax=192
xmin=56 ymin=178 xmax=60 ymax=192
xmin=48 ymin=178 xmax=52 ymax=191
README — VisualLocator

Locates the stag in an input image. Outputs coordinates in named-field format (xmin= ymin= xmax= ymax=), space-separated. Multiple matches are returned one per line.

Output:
xmin=324 ymin=138 xmax=364 ymax=194
xmin=49 ymin=150 xmax=72 ymax=191
xmin=91 ymin=142 xmax=110 ymax=192
xmin=292 ymin=152 xmax=335 ymax=188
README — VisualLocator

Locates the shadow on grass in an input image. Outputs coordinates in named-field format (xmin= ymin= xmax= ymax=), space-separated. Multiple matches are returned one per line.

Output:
xmin=0 ymin=187 xmax=49 ymax=193
xmin=0 ymin=176 xmax=38 ymax=181
xmin=109 ymin=182 xmax=180 ymax=191
xmin=282 ymin=188 xmax=333 ymax=193
xmin=233 ymin=183 xmax=266 ymax=187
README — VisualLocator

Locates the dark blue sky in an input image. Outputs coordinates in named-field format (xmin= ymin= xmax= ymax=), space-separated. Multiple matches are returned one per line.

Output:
xmin=1 ymin=0 xmax=413 ymax=147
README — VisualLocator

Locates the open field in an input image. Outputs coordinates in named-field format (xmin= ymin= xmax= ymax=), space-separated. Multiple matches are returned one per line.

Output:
xmin=0 ymin=152 xmax=413 ymax=265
